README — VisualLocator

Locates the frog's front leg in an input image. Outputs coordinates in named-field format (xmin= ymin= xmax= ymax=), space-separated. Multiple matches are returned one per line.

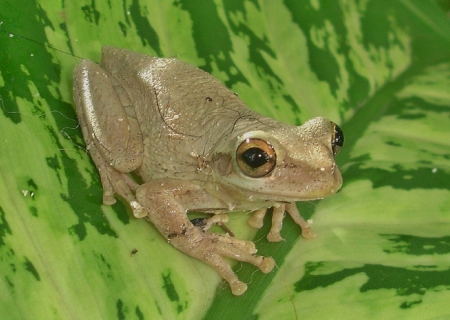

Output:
xmin=248 ymin=203 xmax=316 ymax=241
xmin=135 ymin=180 xmax=275 ymax=296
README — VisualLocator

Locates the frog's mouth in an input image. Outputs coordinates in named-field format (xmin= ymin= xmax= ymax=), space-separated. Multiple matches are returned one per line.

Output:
xmin=217 ymin=164 xmax=343 ymax=207
xmin=233 ymin=160 xmax=343 ymax=202
xmin=263 ymin=180 xmax=343 ymax=202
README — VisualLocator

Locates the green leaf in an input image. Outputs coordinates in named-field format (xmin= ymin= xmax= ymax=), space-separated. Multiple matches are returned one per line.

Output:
xmin=1 ymin=0 xmax=450 ymax=319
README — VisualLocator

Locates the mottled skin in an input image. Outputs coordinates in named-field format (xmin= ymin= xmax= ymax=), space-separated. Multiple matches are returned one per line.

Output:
xmin=73 ymin=47 xmax=343 ymax=295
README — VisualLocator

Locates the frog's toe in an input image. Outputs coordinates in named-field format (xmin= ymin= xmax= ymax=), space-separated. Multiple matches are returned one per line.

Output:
xmin=212 ymin=236 xmax=274 ymax=274
xmin=230 ymin=280 xmax=247 ymax=296
xmin=182 ymin=232 xmax=274 ymax=295
xmin=102 ymin=192 xmax=116 ymax=205
xmin=267 ymin=231 xmax=284 ymax=242
xmin=248 ymin=208 xmax=267 ymax=229
xmin=130 ymin=200 xmax=147 ymax=218
xmin=301 ymin=227 xmax=317 ymax=240
xmin=260 ymin=256 xmax=275 ymax=273
xmin=214 ymin=234 xmax=257 ymax=254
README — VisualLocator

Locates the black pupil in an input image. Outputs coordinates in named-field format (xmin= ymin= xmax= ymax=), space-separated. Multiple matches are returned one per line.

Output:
xmin=241 ymin=148 xmax=270 ymax=168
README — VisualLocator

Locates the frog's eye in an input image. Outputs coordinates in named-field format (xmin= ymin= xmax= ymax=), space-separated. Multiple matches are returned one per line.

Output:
xmin=236 ymin=138 xmax=276 ymax=178
xmin=331 ymin=123 xmax=344 ymax=156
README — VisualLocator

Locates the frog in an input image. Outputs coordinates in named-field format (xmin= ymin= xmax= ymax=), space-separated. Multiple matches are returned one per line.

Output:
xmin=73 ymin=46 xmax=344 ymax=296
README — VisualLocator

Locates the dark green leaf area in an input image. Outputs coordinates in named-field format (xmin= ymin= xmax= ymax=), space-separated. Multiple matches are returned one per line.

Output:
xmin=435 ymin=0 xmax=450 ymax=14
xmin=1 ymin=249 xmax=18 ymax=292
xmin=162 ymin=269 xmax=186 ymax=313
xmin=27 ymin=179 xmax=38 ymax=190
xmin=283 ymin=94 xmax=302 ymax=125
xmin=63 ymin=172 xmax=119 ymax=240
xmin=0 ymin=3 xmax=61 ymax=123
xmin=129 ymin=0 xmax=163 ymax=55
xmin=285 ymin=1 xmax=342 ymax=91
xmin=174 ymin=0 xmax=249 ymax=87
xmin=39 ymin=116 xmax=120 ymax=240
xmin=23 ymin=257 xmax=40 ymax=281
xmin=29 ymin=206 xmax=38 ymax=217
xmin=345 ymin=162 xmax=449 ymax=190
xmin=4 ymin=276 xmax=14 ymax=289
xmin=0 ymin=206 xmax=12 ymax=246
xmin=67 ymin=203 xmax=118 ymax=241
xmin=96 ymin=253 xmax=113 ymax=280
xmin=382 ymin=234 xmax=450 ymax=255
xmin=56 ymin=127 xmax=119 ymax=241
xmin=295 ymin=261 xmax=450 ymax=309
xmin=64 ymin=163 xmax=118 ymax=241
xmin=361 ymin=2 xmax=400 ymax=50
xmin=116 ymin=299 xmax=147 ymax=320
xmin=223 ymin=1 xmax=281 ymax=88
xmin=284 ymin=0 xmax=371 ymax=109
xmin=116 ymin=299 xmax=126 ymax=320
xmin=111 ymin=199 xmax=131 ymax=225
xmin=81 ymin=3 xmax=100 ymax=25
xmin=46 ymin=156 xmax=62 ymax=185
xmin=386 ymin=96 xmax=450 ymax=120
xmin=135 ymin=306 xmax=145 ymax=320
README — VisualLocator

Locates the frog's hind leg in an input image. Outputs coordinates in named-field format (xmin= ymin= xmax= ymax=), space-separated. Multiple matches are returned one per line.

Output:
xmin=74 ymin=60 xmax=144 ymax=173
xmin=85 ymin=143 xmax=136 ymax=205
xmin=136 ymin=182 xmax=275 ymax=295
xmin=73 ymin=59 xmax=144 ymax=210
xmin=82 ymin=143 xmax=146 ymax=219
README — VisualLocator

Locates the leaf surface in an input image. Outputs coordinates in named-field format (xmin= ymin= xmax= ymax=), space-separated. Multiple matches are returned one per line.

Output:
xmin=1 ymin=1 xmax=449 ymax=319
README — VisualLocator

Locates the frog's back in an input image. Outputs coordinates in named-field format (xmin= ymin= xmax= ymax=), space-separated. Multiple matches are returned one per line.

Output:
xmin=100 ymin=46 xmax=262 ymax=180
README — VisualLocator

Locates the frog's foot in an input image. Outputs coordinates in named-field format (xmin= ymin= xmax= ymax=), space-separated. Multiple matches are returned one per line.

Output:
xmin=248 ymin=203 xmax=316 ymax=242
xmin=173 ymin=229 xmax=275 ymax=295
xmin=136 ymin=184 xmax=275 ymax=295
xmin=85 ymin=142 xmax=144 ymax=216
xmin=285 ymin=203 xmax=316 ymax=240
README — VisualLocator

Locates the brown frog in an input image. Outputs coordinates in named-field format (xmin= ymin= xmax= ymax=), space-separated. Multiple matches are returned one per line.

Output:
xmin=73 ymin=47 xmax=343 ymax=295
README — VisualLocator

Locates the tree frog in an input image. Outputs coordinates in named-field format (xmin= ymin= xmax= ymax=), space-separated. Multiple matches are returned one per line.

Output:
xmin=73 ymin=47 xmax=344 ymax=295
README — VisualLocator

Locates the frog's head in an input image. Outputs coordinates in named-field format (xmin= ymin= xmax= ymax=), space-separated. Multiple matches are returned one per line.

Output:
xmin=212 ymin=117 xmax=344 ymax=202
